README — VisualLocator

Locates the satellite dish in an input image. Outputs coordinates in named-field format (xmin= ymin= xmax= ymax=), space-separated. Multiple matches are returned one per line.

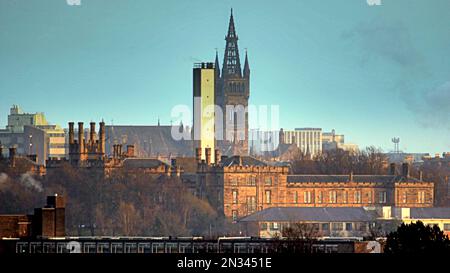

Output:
xmin=366 ymin=241 xmax=381 ymax=253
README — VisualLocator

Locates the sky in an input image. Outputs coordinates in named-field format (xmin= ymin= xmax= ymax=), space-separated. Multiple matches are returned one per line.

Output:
xmin=0 ymin=0 xmax=449 ymax=154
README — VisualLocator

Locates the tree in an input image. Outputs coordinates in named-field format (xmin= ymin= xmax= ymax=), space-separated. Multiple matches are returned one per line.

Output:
xmin=384 ymin=221 xmax=450 ymax=254
xmin=291 ymin=146 xmax=388 ymax=175
xmin=280 ymin=222 xmax=320 ymax=253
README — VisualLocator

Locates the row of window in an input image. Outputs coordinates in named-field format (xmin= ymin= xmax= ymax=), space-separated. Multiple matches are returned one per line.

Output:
xmin=231 ymin=190 xmax=429 ymax=209
xmin=229 ymin=176 xmax=275 ymax=186
xmin=259 ymin=222 xmax=368 ymax=232
xmin=232 ymin=190 xmax=272 ymax=206
xmin=290 ymin=191 xmax=429 ymax=204
xmin=291 ymin=191 xmax=383 ymax=204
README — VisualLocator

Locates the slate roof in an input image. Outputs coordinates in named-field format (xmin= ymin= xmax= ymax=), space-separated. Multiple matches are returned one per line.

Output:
xmin=239 ymin=207 xmax=375 ymax=222
xmin=410 ymin=208 xmax=450 ymax=219
xmin=105 ymin=125 xmax=193 ymax=157
xmin=122 ymin=158 xmax=168 ymax=169
xmin=221 ymin=156 xmax=268 ymax=167
xmin=287 ymin=175 xmax=421 ymax=184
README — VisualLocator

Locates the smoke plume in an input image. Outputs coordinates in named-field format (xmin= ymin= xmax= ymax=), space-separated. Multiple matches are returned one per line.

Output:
xmin=20 ymin=172 xmax=43 ymax=192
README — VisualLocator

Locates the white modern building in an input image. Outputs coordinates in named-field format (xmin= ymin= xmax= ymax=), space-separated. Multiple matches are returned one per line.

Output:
xmin=281 ymin=128 xmax=322 ymax=157
xmin=0 ymin=105 xmax=66 ymax=165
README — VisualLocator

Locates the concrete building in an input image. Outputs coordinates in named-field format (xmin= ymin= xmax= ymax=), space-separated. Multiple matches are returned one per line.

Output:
xmin=0 ymin=105 xmax=65 ymax=165
xmin=385 ymin=207 xmax=450 ymax=236
xmin=280 ymin=128 xmax=322 ymax=158
xmin=322 ymin=129 xmax=358 ymax=153
xmin=5 ymin=105 xmax=48 ymax=133
xmin=24 ymin=125 xmax=66 ymax=165
xmin=193 ymin=62 xmax=216 ymax=163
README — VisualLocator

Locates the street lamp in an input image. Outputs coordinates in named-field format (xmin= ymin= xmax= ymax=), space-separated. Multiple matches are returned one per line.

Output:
xmin=29 ymin=134 xmax=33 ymax=155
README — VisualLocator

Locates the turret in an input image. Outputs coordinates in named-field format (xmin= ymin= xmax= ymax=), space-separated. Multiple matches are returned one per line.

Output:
xmin=243 ymin=50 xmax=250 ymax=78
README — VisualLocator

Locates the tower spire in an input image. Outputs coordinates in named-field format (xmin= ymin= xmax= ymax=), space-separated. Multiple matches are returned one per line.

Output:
xmin=243 ymin=49 xmax=250 ymax=78
xmin=215 ymin=49 xmax=220 ymax=78
xmin=222 ymin=8 xmax=242 ymax=78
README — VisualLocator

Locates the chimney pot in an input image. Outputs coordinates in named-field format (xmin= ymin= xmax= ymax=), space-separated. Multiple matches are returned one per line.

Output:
xmin=402 ymin=163 xmax=410 ymax=178
xmin=90 ymin=122 xmax=96 ymax=144
xmin=195 ymin=148 xmax=202 ymax=163
xmin=9 ymin=147 xmax=16 ymax=167
xmin=78 ymin=122 xmax=84 ymax=154
xmin=214 ymin=149 xmax=221 ymax=164
xmin=389 ymin=163 xmax=396 ymax=175
xmin=205 ymin=148 xmax=212 ymax=165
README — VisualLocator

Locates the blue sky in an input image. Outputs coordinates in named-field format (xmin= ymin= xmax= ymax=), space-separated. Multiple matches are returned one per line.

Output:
xmin=0 ymin=0 xmax=449 ymax=153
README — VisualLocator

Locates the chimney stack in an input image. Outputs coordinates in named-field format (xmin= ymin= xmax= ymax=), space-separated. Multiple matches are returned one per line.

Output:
xmin=195 ymin=148 xmax=202 ymax=163
xmin=112 ymin=144 xmax=117 ymax=158
xmin=349 ymin=171 xmax=354 ymax=182
xmin=389 ymin=163 xmax=396 ymax=175
xmin=89 ymin=122 xmax=96 ymax=145
xmin=126 ymin=145 xmax=135 ymax=157
xmin=78 ymin=122 xmax=84 ymax=154
xmin=68 ymin=122 xmax=75 ymax=146
xmin=402 ymin=163 xmax=410 ymax=178
xmin=205 ymin=148 xmax=212 ymax=165
xmin=118 ymin=144 xmax=122 ymax=157
xmin=9 ymin=147 xmax=16 ymax=167
xmin=99 ymin=121 xmax=105 ymax=154
xmin=419 ymin=170 xmax=423 ymax=181
xmin=214 ymin=149 xmax=221 ymax=164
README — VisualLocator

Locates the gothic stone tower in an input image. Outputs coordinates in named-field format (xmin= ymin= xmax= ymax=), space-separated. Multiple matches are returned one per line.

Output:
xmin=215 ymin=9 xmax=250 ymax=156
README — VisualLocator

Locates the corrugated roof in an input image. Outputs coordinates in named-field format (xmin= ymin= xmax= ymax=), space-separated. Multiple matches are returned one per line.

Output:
xmin=410 ymin=208 xmax=450 ymax=219
xmin=239 ymin=207 xmax=375 ymax=222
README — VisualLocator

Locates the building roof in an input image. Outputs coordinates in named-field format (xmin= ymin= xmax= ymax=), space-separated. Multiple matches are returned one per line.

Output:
xmin=410 ymin=208 xmax=450 ymax=219
xmin=122 ymin=158 xmax=168 ymax=169
xmin=239 ymin=207 xmax=375 ymax=223
xmin=221 ymin=156 xmax=267 ymax=167
xmin=287 ymin=175 xmax=421 ymax=184
xmin=105 ymin=125 xmax=193 ymax=158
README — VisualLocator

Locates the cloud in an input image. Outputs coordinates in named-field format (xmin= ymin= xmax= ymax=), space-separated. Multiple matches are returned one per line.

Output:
xmin=403 ymin=81 xmax=450 ymax=131
xmin=343 ymin=20 xmax=449 ymax=133
xmin=342 ymin=20 xmax=421 ymax=68
xmin=20 ymin=172 xmax=43 ymax=192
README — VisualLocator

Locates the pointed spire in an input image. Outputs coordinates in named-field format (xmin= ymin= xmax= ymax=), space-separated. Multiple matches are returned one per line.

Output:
xmin=215 ymin=49 xmax=220 ymax=78
xmin=223 ymin=8 xmax=242 ymax=78
xmin=243 ymin=49 xmax=250 ymax=78
xmin=227 ymin=8 xmax=236 ymax=39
